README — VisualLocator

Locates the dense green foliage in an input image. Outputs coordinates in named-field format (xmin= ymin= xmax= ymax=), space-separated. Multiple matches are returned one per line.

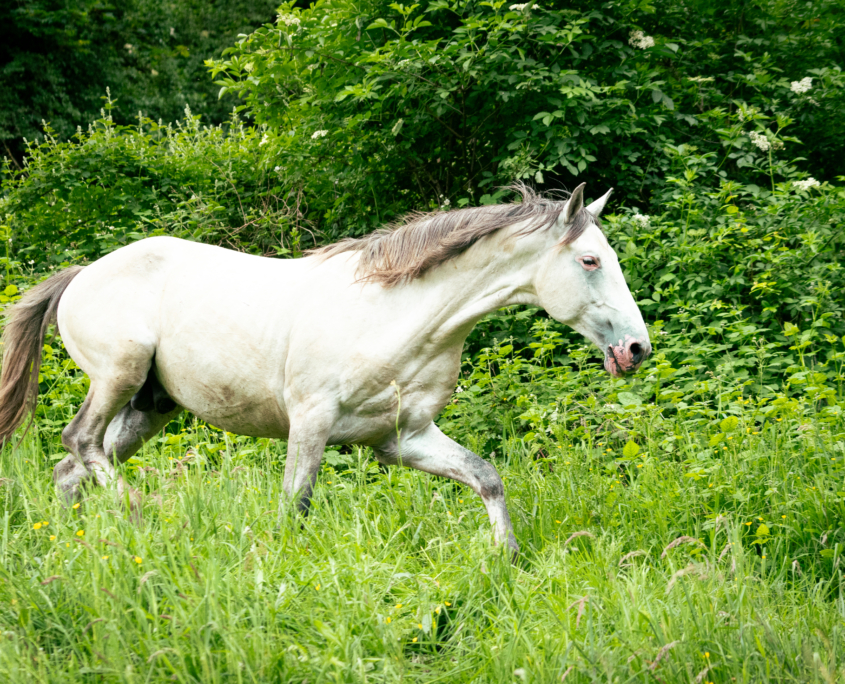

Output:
xmin=0 ymin=0 xmax=278 ymax=163
xmin=209 ymin=0 xmax=845 ymax=235
xmin=1 ymin=106 xmax=303 ymax=263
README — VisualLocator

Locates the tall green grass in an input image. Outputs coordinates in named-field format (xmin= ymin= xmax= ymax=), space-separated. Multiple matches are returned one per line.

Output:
xmin=1 ymin=411 xmax=842 ymax=683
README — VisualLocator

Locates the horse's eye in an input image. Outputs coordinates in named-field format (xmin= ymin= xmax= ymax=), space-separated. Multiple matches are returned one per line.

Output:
xmin=578 ymin=255 xmax=600 ymax=270
xmin=583 ymin=257 xmax=595 ymax=266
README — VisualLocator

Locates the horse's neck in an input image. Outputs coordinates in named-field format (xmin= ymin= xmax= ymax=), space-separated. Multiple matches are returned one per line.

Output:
xmin=413 ymin=224 xmax=549 ymax=346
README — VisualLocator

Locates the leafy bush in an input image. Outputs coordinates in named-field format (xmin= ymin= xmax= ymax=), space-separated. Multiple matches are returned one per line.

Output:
xmin=1 ymin=102 xmax=307 ymax=265
xmin=0 ymin=0 xmax=279 ymax=162
xmin=209 ymin=0 xmax=845 ymax=238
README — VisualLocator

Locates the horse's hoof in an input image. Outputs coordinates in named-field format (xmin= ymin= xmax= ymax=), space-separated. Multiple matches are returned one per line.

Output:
xmin=53 ymin=455 xmax=92 ymax=506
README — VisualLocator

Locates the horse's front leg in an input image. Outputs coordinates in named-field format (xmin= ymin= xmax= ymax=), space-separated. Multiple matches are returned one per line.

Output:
xmin=376 ymin=421 xmax=518 ymax=556
xmin=281 ymin=413 xmax=332 ymax=515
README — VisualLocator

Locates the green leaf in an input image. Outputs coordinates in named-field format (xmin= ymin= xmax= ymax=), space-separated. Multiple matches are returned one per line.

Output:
xmin=755 ymin=524 xmax=770 ymax=536
xmin=617 ymin=392 xmax=642 ymax=407
xmin=4 ymin=284 xmax=18 ymax=296
xmin=719 ymin=416 xmax=739 ymax=433
xmin=622 ymin=441 xmax=640 ymax=458
xmin=366 ymin=18 xmax=390 ymax=29
xmin=709 ymin=433 xmax=725 ymax=447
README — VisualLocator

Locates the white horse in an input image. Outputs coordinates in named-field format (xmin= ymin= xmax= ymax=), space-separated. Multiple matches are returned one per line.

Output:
xmin=0 ymin=183 xmax=649 ymax=553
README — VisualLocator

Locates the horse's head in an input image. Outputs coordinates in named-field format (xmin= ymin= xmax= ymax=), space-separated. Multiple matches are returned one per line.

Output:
xmin=534 ymin=183 xmax=651 ymax=377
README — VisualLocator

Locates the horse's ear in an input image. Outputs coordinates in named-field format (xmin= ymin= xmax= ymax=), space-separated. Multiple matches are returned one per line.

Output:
xmin=563 ymin=183 xmax=586 ymax=224
xmin=586 ymin=187 xmax=613 ymax=217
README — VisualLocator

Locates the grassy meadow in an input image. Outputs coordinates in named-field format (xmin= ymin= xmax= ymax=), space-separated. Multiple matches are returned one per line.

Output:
xmin=1 ymin=404 xmax=843 ymax=683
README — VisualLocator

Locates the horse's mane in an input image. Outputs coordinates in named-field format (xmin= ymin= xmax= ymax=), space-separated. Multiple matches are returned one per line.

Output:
xmin=308 ymin=183 xmax=597 ymax=287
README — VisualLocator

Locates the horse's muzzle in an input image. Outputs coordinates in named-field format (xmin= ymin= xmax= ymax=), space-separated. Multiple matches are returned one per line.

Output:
xmin=604 ymin=335 xmax=651 ymax=377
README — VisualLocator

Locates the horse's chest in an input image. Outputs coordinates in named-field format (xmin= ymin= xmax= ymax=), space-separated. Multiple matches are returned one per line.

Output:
xmin=331 ymin=355 xmax=459 ymax=444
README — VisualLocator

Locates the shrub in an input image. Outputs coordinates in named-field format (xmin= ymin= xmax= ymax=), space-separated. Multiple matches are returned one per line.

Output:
xmin=1 ymin=101 xmax=308 ymax=265
xmin=208 ymin=0 xmax=845 ymax=238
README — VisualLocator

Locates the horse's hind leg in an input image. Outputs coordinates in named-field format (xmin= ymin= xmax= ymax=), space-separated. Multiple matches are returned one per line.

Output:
xmin=103 ymin=402 xmax=182 ymax=464
xmin=53 ymin=403 xmax=181 ymax=505
xmin=54 ymin=365 xmax=149 ymax=505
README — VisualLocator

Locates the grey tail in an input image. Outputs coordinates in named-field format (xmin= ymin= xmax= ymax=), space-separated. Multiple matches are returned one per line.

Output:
xmin=0 ymin=266 xmax=84 ymax=445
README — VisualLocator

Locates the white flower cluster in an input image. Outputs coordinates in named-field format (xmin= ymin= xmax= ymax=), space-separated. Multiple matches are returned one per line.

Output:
xmin=748 ymin=130 xmax=770 ymax=151
xmin=687 ymin=76 xmax=715 ymax=83
xmin=629 ymin=30 xmax=655 ymax=49
xmin=790 ymin=77 xmax=812 ymax=94
xmin=794 ymin=177 xmax=820 ymax=191
xmin=259 ymin=133 xmax=269 ymax=147
xmin=276 ymin=12 xmax=301 ymax=27
xmin=509 ymin=3 xmax=528 ymax=10
xmin=311 ymin=129 xmax=328 ymax=139
xmin=631 ymin=213 xmax=650 ymax=227
xmin=747 ymin=131 xmax=784 ymax=152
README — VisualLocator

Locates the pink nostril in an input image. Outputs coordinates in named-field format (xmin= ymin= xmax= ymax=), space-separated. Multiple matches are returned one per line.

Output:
xmin=627 ymin=340 xmax=648 ymax=365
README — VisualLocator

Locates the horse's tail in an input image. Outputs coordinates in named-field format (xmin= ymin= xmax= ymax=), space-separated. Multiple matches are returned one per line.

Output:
xmin=0 ymin=266 xmax=84 ymax=445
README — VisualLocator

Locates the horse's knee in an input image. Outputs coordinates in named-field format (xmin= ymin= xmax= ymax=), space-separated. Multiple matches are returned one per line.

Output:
xmin=476 ymin=464 xmax=504 ymax=500
xmin=61 ymin=424 xmax=79 ymax=454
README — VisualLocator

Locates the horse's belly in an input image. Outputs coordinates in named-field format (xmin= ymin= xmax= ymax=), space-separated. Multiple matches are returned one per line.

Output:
xmin=175 ymin=386 xmax=289 ymax=438
xmin=155 ymin=353 xmax=289 ymax=438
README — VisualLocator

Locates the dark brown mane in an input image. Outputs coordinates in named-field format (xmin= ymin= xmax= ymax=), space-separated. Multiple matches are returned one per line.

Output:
xmin=309 ymin=184 xmax=597 ymax=286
